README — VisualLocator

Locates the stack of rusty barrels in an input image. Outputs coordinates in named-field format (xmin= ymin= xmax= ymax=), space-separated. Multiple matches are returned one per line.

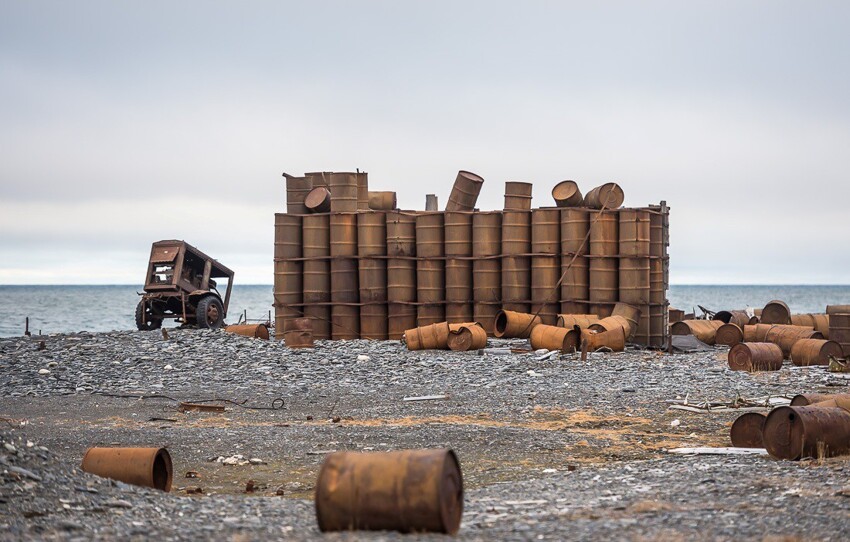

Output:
xmin=275 ymin=171 xmax=670 ymax=346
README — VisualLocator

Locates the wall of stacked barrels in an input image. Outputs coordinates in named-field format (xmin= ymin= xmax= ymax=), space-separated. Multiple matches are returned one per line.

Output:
xmin=274 ymin=170 xmax=670 ymax=346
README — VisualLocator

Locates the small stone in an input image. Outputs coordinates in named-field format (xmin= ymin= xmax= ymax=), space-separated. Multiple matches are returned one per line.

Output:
xmin=670 ymin=419 xmax=681 ymax=427
xmin=164 ymin=365 xmax=173 ymax=371
xmin=104 ymin=499 xmax=133 ymax=509
xmin=248 ymin=458 xmax=265 ymax=465
xmin=4 ymin=443 xmax=16 ymax=453
xmin=357 ymin=355 xmax=370 ymax=362
xmin=38 ymin=369 xmax=51 ymax=375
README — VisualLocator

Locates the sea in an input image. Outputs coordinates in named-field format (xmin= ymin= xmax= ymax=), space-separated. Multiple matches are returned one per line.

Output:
xmin=1 ymin=284 xmax=849 ymax=338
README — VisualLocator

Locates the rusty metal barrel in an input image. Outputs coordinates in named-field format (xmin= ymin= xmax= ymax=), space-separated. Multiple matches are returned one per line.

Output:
xmin=404 ymin=322 xmax=451 ymax=350
xmin=224 ymin=324 xmax=270 ymax=340
xmin=583 ymin=183 xmax=624 ymax=210
xmin=589 ymin=210 xmax=619 ymax=256
xmin=790 ymin=339 xmax=844 ymax=366
xmin=791 ymin=393 xmax=850 ymax=406
xmin=358 ymin=212 xmax=388 ymax=340
xmin=368 ymin=191 xmax=397 ymax=211
xmin=501 ymin=210 xmax=531 ymax=313
xmin=472 ymin=211 xmax=502 ymax=334
xmin=670 ymin=320 xmax=724 ymax=345
xmin=581 ymin=326 xmax=626 ymax=352
xmin=305 ymin=171 xmax=331 ymax=188
xmin=715 ymin=323 xmax=744 ymax=347
xmin=618 ymin=209 xmax=650 ymax=257
xmin=531 ymin=208 xmax=561 ymax=325
xmin=763 ymin=406 xmax=850 ymax=460
xmin=504 ymin=181 xmax=533 ymax=210
xmin=387 ymin=212 xmax=417 ymax=339
xmin=556 ymin=314 xmax=599 ymax=329
xmin=530 ymin=324 xmax=580 ymax=352
xmin=743 ymin=323 xmax=776 ymax=342
xmin=611 ymin=302 xmax=642 ymax=341
xmin=648 ymin=206 xmax=667 ymax=348
xmin=560 ymin=208 xmax=590 ymax=314
xmin=728 ymin=342 xmax=784 ymax=372
xmin=284 ymin=174 xmax=311 ymax=214
xmin=588 ymin=258 xmax=617 ymax=318
xmin=551 ymin=180 xmax=583 ymax=207
xmin=764 ymin=326 xmax=823 ymax=359
xmin=416 ymin=212 xmax=446 ymax=326
xmin=330 ymin=213 xmax=359 ymax=339
xmin=447 ymin=323 xmax=487 ymax=351
xmin=730 ymin=412 xmax=766 ymax=448
xmin=356 ymin=172 xmax=369 ymax=210
xmin=304 ymin=187 xmax=332 ymax=213
xmin=494 ymin=310 xmax=541 ymax=339
xmin=273 ymin=214 xmax=303 ymax=327
xmin=302 ymin=214 xmax=331 ymax=339
xmin=445 ymin=212 xmax=473 ymax=323
xmin=445 ymin=170 xmax=484 ymax=211
xmin=790 ymin=313 xmax=830 ymax=338
xmin=589 ymin=315 xmax=632 ymax=338
xmin=618 ymin=259 xmax=649 ymax=307
xmin=315 ymin=449 xmax=463 ymax=534
xmin=827 ymin=311 xmax=850 ymax=356
xmin=284 ymin=317 xmax=315 ymax=348
xmin=649 ymin=303 xmax=667 ymax=349
xmin=81 ymin=447 xmax=173 ymax=492
xmin=760 ymin=300 xmax=791 ymax=325
xmin=328 ymin=172 xmax=359 ymax=212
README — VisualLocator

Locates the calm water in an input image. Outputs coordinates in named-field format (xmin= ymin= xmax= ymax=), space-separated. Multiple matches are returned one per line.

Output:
xmin=1 ymin=284 xmax=849 ymax=338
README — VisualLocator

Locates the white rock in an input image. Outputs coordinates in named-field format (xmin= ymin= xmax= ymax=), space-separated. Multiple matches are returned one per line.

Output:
xmin=38 ymin=369 xmax=51 ymax=375
xmin=526 ymin=370 xmax=543 ymax=377
xmin=4 ymin=443 xmax=17 ymax=453
xmin=535 ymin=349 xmax=549 ymax=355
xmin=249 ymin=458 xmax=265 ymax=465
xmin=357 ymin=355 xmax=370 ymax=362
xmin=670 ymin=419 xmax=681 ymax=427
xmin=164 ymin=365 xmax=173 ymax=371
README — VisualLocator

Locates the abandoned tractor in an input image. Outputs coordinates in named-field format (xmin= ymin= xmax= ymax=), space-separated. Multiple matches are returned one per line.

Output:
xmin=135 ymin=240 xmax=234 ymax=331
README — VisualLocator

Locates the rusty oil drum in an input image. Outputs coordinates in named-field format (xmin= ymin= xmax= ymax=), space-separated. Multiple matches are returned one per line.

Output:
xmin=670 ymin=320 xmax=724 ymax=345
xmin=504 ymin=181 xmax=533 ymax=210
xmin=581 ymin=325 xmax=626 ymax=352
xmin=328 ymin=172 xmax=359 ymax=213
xmin=611 ymin=303 xmax=642 ymax=340
xmin=285 ymin=175 xmax=311 ymax=214
xmin=583 ymin=183 xmax=624 ymax=210
xmin=827 ymin=312 xmax=850 ymax=356
xmin=589 ymin=315 xmax=632 ymax=338
xmin=530 ymin=324 xmax=580 ymax=352
xmin=315 ymin=449 xmax=463 ymax=534
xmin=618 ymin=209 xmax=650 ymax=257
xmin=730 ymin=412 xmax=766 ymax=448
xmin=790 ymin=393 xmax=850 ymax=406
xmin=368 ymin=191 xmax=397 ymax=211
xmin=790 ymin=313 xmax=830 ymax=338
xmin=445 ymin=212 xmax=474 ymax=323
xmin=304 ymin=186 xmax=332 ymax=213
xmin=472 ymin=212 xmax=502 ymax=334
xmin=560 ymin=208 xmax=590 ymax=314
xmin=224 ymin=324 xmax=269 ymax=340
xmin=388 ymin=304 xmax=417 ymax=342
xmin=531 ymin=208 xmax=561 ymax=325
xmin=445 ymin=170 xmax=484 ymax=212
xmin=760 ymin=300 xmax=791 ymax=325
xmin=81 ymin=447 xmax=173 ymax=492
xmin=588 ymin=258 xmax=617 ymax=318
xmin=763 ymin=406 xmax=850 ymax=460
xmin=404 ymin=322 xmax=451 ymax=350
xmin=727 ymin=342 xmax=783 ymax=372
xmin=329 ymin=213 xmax=360 ymax=339
xmin=447 ymin=323 xmax=488 ymax=351
xmin=557 ymin=314 xmax=599 ymax=329
xmin=713 ymin=310 xmax=757 ymax=328
xmin=715 ymin=323 xmax=743 ymax=347
xmin=551 ymin=180 xmax=583 ymax=207
xmin=493 ymin=310 xmax=541 ymax=339
xmin=789 ymin=339 xmax=844 ymax=366
xmin=356 ymin=172 xmax=369 ymax=210
xmin=305 ymin=171 xmax=331 ymax=188
xmin=274 ymin=214 xmax=303 ymax=323
xmin=416 ymin=212 xmax=446 ymax=326
xmin=358 ymin=212 xmax=388 ymax=340
xmin=501 ymin=210 xmax=531 ymax=313
xmin=763 ymin=326 xmax=823 ymax=359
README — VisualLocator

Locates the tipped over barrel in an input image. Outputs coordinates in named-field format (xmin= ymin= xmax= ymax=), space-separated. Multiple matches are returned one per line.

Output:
xmin=670 ymin=320 xmax=724 ymax=345
xmin=715 ymin=323 xmax=743 ymax=347
xmin=447 ymin=323 xmax=488 ymax=351
xmin=728 ymin=342 xmax=783 ymax=372
xmin=730 ymin=412 xmax=766 ymax=448
xmin=790 ymin=339 xmax=844 ymax=366
xmin=81 ymin=447 xmax=173 ymax=492
xmin=446 ymin=171 xmax=484 ymax=211
xmin=493 ymin=310 xmax=542 ymax=339
xmin=551 ymin=180 xmax=583 ymax=207
xmin=315 ymin=449 xmax=464 ymax=534
xmin=583 ymin=183 xmax=624 ymax=210
xmin=760 ymin=300 xmax=791 ymax=325
xmin=404 ymin=322 xmax=451 ymax=350
xmin=763 ymin=406 xmax=850 ymax=460
xmin=530 ymin=324 xmax=580 ymax=352
xmin=224 ymin=324 xmax=270 ymax=340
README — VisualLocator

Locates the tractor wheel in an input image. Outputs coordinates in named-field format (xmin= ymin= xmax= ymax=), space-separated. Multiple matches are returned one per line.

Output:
xmin=196 ymin=296 xmax=224 ymax=329
xmin=135 ymin=300 xmax=163 ymax=331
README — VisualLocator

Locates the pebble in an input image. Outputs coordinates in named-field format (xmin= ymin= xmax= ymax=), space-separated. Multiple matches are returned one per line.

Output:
xmin=38 ymin=369 xmax=50 ymax=375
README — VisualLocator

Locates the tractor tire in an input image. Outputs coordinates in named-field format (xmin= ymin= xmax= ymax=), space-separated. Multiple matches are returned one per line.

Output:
xmin=135 ymin=300 xmax=163 ymax=331
xmin=196 ymin=295 xmax=224 ymax=329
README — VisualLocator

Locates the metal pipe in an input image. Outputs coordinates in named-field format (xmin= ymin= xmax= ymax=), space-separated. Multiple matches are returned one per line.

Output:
xmin=81 ymin=447 xmax=173 ymax=492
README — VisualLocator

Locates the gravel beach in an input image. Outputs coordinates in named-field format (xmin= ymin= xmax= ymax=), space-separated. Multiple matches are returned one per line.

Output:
xmin=1 ymin=329 xmax=849 ymax=540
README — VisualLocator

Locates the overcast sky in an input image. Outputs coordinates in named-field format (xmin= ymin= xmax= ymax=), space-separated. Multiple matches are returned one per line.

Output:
xmin=1 ymin=1 xmax=849 ymax=285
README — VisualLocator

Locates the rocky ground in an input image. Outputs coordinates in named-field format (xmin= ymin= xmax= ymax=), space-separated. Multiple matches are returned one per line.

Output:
xmin=1 ymin=329 xmax=849 ymax=540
